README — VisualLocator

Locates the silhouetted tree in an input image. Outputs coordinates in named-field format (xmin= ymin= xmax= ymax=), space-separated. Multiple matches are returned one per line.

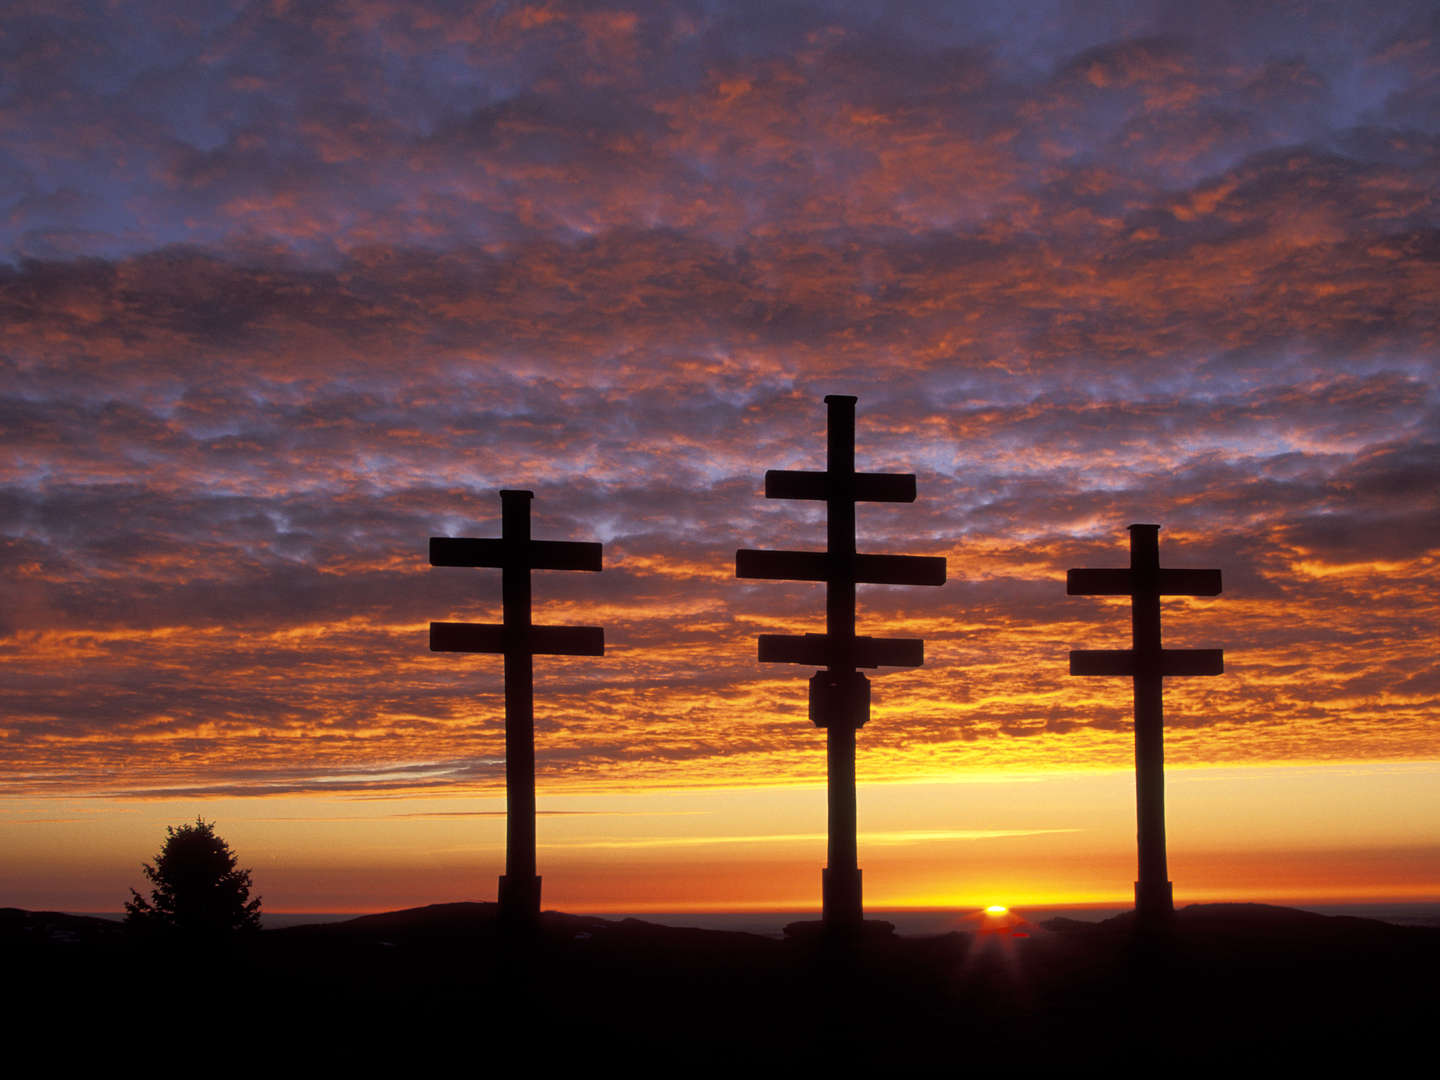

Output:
xmin=125 ymin=817 xmax=261 ymax=940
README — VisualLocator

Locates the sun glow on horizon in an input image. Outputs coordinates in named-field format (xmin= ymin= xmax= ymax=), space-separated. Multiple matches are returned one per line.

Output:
xmin=7 ymin=759 xmax=1438 ymax=914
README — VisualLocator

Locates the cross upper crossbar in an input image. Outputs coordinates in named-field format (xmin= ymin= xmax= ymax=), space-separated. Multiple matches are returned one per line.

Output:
xmin=1067 ymin=567 xmax=1221 ymax=597
xmin=430 ymin=537 xmax=603 ymax=573
xmin=765 ymin=470 xmax=917 ymax=502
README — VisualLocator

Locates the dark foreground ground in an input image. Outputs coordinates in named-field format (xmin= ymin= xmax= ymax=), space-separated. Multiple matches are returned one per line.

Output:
xmin=5 ymin=902 xmax=1436 ymax=1066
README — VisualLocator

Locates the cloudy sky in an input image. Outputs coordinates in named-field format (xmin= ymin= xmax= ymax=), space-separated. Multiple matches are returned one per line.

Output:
xmin=2 ymin=0 xmax=1437 ymax=913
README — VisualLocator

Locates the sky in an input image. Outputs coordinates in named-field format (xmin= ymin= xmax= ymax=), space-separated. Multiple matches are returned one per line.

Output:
xmin=2 ymin=0 xmax=1437 ymax=915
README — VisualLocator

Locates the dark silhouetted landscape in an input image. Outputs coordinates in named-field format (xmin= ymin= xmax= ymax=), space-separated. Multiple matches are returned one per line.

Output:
xmin=7 ymin=902 xmax=1434 ymax=1065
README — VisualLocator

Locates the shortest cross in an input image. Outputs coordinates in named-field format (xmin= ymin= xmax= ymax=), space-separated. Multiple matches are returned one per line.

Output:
xmin=1068 ymin=524 xmax=1223 ymax=927
xmin=430 ymin=489 xmax=603 ymax=927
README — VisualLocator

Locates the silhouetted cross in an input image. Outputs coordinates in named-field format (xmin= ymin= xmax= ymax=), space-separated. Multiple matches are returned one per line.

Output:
xmin=737 ymin=395 xmax=945 ymax=932
xmin=430 ymin=489 xmax=603 ymax=927
xmin=1068 ymin=523 xmax=1223 ymax=927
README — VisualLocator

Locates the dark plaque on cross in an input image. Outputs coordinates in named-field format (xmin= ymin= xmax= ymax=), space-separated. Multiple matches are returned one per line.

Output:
xmin=1068 ymin=523 xmax=1223 ymax=928
xmin=429 ymin=489 xmax=604 ymax=928
xmin=737 ymin=395 xmax=946 ymax=933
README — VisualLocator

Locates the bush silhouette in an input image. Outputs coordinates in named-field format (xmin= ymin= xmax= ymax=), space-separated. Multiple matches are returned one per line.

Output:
xmin=125 ymin=817 xmax=262 ymax=939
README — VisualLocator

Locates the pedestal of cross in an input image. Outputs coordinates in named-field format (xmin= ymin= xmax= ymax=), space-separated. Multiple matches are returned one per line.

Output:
xmin=429 ymin=489 xmax=604 ymax=929
xmin=737 ymin=395 xmax=946 ymax=932
xmin=1068 ymin=524 xmax=1223 ymax=929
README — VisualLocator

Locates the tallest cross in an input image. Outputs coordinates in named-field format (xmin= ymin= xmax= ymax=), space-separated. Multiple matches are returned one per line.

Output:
xmin=737 ymin=395 xmax=946 ymax=932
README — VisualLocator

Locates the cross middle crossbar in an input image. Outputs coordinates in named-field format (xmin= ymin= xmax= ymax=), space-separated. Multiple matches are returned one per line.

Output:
xmin=736 ymin=549 xmax=946 ymax=586
xmin=758 ymin=633 xmax=924 ymax=668
xmin=1071 ymin=648 xmax=1223 ymax=677
xmin=430 ymin=622 xmax=605 ymax=657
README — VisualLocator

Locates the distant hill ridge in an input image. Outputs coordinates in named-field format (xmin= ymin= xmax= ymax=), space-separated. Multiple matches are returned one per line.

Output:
xmin=6 ymin=900 xmax=1436 ymax=951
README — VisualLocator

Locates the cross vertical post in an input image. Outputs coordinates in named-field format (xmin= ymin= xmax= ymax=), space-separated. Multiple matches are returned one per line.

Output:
xmin=825 ymin=397 xmax=860 ymax=925
xmin=737 ymin=395 xmax=946 ymax=934
xmin=429 ymin=489 xmax=604 ymax=930
xmin=500 ymin=491 xmax=537 ymax=916
xmin=1068 ymin=524 xmax=1223 ymax=930
xmin=1130 ymin=525 xmax=1167 ymax=921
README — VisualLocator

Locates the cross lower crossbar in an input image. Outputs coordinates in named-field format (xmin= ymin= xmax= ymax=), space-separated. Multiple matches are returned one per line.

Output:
xmin=430 ymin=537 xmax=603 ymax=572
xmin=1069 ymin=648 xmax=1224 ymax=677
xmin=764 ymin=470 xmax=918 ymax=503
xmin=430 ymin=621 xmax=605 ymax=656
xmin=737 ymin=549 xmax=946 ymax=586
xmin=1067 ymin=567 xmax=1222 ymax=596
xmin=758 ymin=633 xmax=924 ymax=669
